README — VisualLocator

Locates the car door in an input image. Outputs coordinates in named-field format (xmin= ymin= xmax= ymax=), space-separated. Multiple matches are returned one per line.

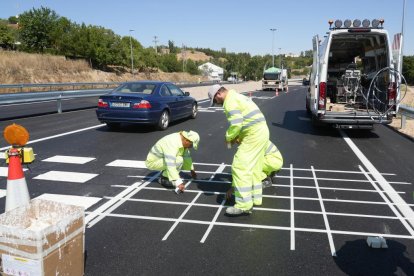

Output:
xmin=159 ymin=84 xmax=180 ymax=119
xmin=166 ymin=84 xmax=191 ymax=118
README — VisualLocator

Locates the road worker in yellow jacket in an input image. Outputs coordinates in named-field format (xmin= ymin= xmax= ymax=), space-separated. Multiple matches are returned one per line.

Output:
xmin=208 ymin=84 xmax=269 ymax=216
xmin=145 ymin=131 xmax=199 ymax=193
xmin=261 ymin=140 xmax=284 ymax=188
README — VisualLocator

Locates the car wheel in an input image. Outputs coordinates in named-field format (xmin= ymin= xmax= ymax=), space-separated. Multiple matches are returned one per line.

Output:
xmin=106 ymin=122 xmax=120 ymax=129
xmin=190 ymin=103 xmax=198 ymax=119
xmin=157 ymin=110 xmax=170 ymax=130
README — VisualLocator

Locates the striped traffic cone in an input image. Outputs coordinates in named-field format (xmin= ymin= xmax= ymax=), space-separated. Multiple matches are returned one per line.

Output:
xmin=275 ymin=88 xmax=279 ymax=97
xmin=5 ymin=148 xmax=30 ymax=212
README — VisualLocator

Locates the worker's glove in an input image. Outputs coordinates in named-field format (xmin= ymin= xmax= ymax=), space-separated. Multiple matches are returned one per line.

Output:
xmin=190 ymin=170 xmax=197 ymax=179
xmin=173 ymin=178 xmax=184 ymax=187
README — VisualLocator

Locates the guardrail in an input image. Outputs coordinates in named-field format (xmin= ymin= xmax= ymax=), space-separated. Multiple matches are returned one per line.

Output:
xmin=399 ymin=104 xmax=414 ymax=129
xmin=0 ymin=80 xmax=227 ymax=114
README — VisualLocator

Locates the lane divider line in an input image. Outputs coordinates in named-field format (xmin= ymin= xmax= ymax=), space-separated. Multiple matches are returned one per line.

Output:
xmin=340 ymin=130 xmax=414 ymax=232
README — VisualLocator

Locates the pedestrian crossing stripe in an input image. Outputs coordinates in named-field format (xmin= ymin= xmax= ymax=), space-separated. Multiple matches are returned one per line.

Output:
xmin=35 ymin=193 xmax=102 ymax=210
xmin=0 ymin=167 xmax=28 ymax=177
xmin=106 ymin=159 xmax=147 ymax=168
xmin=34 ymin=170 xmax=98 ymax=183
xmin=42 ymin=155 xmax=96 ymax=164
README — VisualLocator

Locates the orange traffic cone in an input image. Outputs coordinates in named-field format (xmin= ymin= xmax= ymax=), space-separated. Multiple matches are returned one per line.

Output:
xmin=275 ymin=88 xmax=279 ymax=97
xmin=5 ymin=148 xmax=30 ymax=212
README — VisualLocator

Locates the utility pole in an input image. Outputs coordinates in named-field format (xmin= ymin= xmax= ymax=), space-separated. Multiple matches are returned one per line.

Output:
xmin=153 ymin=35 xmax=158 ymax=54
xmin=278 ymin=47 xmax=282 ymax=68
xmin=181 ymin=43 xmax=187 ymax=72
xmin=270 ymin=28 xmax=277 ymax=67
xmin=129 ymin=29 xmax=134 ymax=74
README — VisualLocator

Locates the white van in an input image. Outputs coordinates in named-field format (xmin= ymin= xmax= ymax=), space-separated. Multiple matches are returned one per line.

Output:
xmin=306 ymin=19 xmax=403 ymax=129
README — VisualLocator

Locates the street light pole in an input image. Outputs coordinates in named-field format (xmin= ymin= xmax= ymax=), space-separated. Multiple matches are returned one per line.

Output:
xmin=129 ymin=29 xmax=134 ymax=74
xmin=270 ymin=28 xmax=277 ymax=67
xmin=278 ymin=47 xmax=282 ymax=68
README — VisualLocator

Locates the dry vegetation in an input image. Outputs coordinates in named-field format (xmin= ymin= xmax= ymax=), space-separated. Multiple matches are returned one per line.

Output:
xmin=0 ymin=50 xmax=207 ymax=91
xmin=176 ymin=50 xmax=211 ymax=62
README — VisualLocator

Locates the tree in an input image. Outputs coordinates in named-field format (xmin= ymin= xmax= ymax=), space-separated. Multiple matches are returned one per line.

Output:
xmin=0 ymin=22 xmax=15 ymax=49
xmin=18 ymin=6 xmax=59 ymax=53
xmin=403 ymin=56 xmax=414 ymax=85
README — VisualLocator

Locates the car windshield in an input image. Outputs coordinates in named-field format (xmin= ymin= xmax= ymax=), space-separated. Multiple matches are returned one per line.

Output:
xmin=264 ymin=73 xmax=279 ymax=80
xmin=115 ymin=83 xmax=156 ymax=94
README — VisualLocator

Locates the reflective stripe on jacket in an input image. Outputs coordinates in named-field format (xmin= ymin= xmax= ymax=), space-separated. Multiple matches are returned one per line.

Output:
xmin=223 ymin=90 xmax=266 ymax=142
xmin=147 ymin=132 xmax=193 ymax=180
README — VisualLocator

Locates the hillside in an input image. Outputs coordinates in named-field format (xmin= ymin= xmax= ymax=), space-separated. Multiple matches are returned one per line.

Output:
xmin=0 ymin=51 xmax=207 ymax=87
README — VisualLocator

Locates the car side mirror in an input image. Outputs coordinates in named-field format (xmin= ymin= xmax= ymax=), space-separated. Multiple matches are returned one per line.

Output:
xmin=184 ymin=92 xmax=190 ymax=96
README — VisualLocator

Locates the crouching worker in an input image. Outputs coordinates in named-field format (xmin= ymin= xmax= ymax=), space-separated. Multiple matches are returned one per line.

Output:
xmin=145 ymin=131 xmax=200 ymax=193
xmin=261 ymin=140 xmax=283 ymax=188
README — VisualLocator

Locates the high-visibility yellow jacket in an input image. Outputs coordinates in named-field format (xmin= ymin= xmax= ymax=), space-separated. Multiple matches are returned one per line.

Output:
xmin=146 ymin=132 xmax=193 ymax=181
xmin=223 ymin=90 xmax=267 ymax=142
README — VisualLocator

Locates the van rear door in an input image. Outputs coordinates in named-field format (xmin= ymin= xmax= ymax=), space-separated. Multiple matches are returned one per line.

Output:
xmin=392 ymin=33 xmax=403 ymax=112
xmin=311 ymin=35 xmax=320 ymax=112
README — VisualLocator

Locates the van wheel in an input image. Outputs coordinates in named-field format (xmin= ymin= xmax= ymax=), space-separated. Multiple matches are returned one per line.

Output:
xmin=157 ymin=110 xmax=170 ymax=130
xmin=305 ymin=99 xmax=311 ymax=114
xmin=311 ymin=115 xmax=325 ymax=128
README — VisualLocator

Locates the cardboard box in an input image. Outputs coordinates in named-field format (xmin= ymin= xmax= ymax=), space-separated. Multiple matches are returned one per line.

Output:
xmin=0 ymin=199 xmax=85 ymax=276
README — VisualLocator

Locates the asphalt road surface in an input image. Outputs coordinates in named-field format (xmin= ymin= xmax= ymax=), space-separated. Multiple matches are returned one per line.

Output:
xmin=1 ymin=84 xmax=414 ymax=275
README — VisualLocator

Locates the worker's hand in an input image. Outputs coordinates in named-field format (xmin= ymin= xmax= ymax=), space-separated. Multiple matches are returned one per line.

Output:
xmin=177 ymin=183 xmax=185 ymax=193
xmin=226 ymin=187 xmax=234 ymax=201
xmin=190 ymin=170 xmax=197 ymax=179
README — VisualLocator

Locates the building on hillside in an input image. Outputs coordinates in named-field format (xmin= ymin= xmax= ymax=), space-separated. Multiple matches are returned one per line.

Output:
xmin=198 ymin=62 xmax=224 ymax=81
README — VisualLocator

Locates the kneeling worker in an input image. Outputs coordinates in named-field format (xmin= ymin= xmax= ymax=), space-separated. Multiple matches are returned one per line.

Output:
xmin=261 ymin=140 xmax=283 ymax=188
xmin=145 ymin=131 xmax=200 ymax=193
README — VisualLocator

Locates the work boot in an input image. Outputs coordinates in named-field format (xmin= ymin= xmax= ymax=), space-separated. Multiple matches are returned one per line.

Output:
xmin=262 ymin=176 xmax=273 ymax=189
xmin=158 ymin=175 xmax=173 ymax=188
xmin=225 ymin=206 xmax=252 ymax=216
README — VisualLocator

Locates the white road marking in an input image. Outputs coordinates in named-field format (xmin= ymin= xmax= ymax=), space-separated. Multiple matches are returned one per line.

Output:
xmin=83 ymin=211 xmax=414 ymax=240
xmin=200 ymin=198 xmax=226 ymax=243
xmin=312 ymin=166 xmax=336 ymax=257
xmin=35 ymin=193 xmax=101 ymax=210
xmin=360 ymin=166 xmax=414 ymax=236
xmin=0 ymin=124 xmax=105 ymax=151
xmin=42 ymin=155 xmax=96 ymax=164
xmin=340 ymin=130 xmax=414 ymax=231
xmin=106 ymin=159 xmax=147 ymax=168
xmin=34 ymin=170 xmax=98 ymax=183
xmin=162 ymin=192 xmax=202 ymax=241
xmin=0 ymin=167 xmax=28 ymax=177
xmin=105 ymin=196 xmax=414 ymax=220
xmin=86 ymin=172 xmax=160 ymax=228
xmin=290 ymin=164 xmax=295 ymax=250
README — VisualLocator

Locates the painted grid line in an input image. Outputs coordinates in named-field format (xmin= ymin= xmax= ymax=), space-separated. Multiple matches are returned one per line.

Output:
xmin=104 ymin=196 xmax=414 ymax=221
xmin=290 ymin=164 xmax=295 ymax=251
xmin=162 ymin=192 xmax=202 ymax=241
xmin=86 ymin=172 xmax=160 ymax=228
xmin=312 ymin=166 xmax=336 ymax=257
xmin=83 ymin=211 xmax=414 ymax=240
xmin=360 ymin=165 xmax=414 ymax=236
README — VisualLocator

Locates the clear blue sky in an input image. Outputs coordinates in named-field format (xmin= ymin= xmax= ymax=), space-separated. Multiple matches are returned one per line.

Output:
xmin=1 ymin=0 xmax=413 ymax=56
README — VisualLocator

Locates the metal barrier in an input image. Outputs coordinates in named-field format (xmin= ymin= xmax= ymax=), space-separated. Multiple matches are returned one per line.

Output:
xmin=0 ymin=80 xmax=227 ymax=114
xmin=399 ymin=104 xmax=414 ymax=129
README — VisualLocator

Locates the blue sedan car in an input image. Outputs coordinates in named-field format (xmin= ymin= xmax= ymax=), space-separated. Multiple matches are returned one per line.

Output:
xmin=96 ymin=81 xmax=198 ymax=130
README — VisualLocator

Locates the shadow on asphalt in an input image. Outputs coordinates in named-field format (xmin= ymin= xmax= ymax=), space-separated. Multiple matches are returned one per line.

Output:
xmin=271 ymin=109 xmax=380 ymax=139
xmin=334 ymin=239 xmax=414 ymax=275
